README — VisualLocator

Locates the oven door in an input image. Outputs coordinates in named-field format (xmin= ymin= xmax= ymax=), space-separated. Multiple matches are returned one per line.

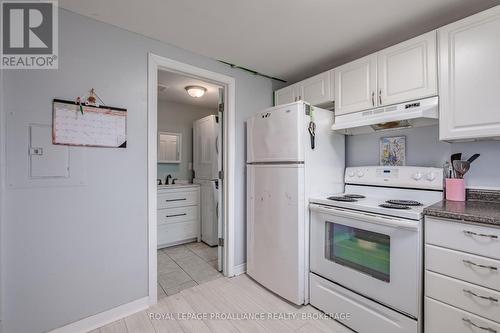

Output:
xmin=310 ymin=204 xmax=421 ymax=318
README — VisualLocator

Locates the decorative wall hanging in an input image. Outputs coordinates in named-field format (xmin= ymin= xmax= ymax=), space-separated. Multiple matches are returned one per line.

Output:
xmin=52 ymin=98 xmax=127 ymax=148
xmin=380 ymin=136 xmax=406 ymax=166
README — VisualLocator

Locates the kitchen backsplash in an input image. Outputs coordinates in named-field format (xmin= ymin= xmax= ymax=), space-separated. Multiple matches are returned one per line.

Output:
xmin=346 ymin=125 xmax=500 ymax=189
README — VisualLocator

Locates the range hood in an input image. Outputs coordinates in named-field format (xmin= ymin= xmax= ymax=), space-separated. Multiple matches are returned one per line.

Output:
xmin=331 ymin=96 xmax=438 ymax=135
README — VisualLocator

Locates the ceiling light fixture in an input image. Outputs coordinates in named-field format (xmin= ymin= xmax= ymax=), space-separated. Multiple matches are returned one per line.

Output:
xmin=185 ymin=85 xmax=207 ymax=98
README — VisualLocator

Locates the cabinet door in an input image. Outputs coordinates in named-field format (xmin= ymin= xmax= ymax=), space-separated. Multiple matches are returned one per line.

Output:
xmin=439 ymin=6 xmax=500 ymax=141
xmin=274 ymin=84 xmax=298 ymax=106
xmin=377 ymin=31 xmax=437 ymax=106
xmin=334 ymin=54 xmax=377 ymax=115
xmin=296 ymin=71 xmax=331 ymax=106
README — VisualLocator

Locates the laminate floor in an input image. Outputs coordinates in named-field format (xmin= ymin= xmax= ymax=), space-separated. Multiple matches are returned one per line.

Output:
xmin=90 ymin=274 xmax=353 ymax=333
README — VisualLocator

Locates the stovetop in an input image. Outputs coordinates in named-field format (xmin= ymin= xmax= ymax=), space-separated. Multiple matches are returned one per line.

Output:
xmin=310 ymin=184 xmax=443 ymax=221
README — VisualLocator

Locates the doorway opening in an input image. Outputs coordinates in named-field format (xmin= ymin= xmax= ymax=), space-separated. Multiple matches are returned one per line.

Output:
xmin=147 ymin=54 xmax=235 ymax=305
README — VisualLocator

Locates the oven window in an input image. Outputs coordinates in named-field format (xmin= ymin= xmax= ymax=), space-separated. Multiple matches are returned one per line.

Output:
xmin=326 ymin=222 xmax=390 ymax=282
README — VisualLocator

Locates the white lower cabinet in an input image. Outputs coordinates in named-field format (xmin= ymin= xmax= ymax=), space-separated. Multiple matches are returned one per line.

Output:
xmin=425 ymin=217 xmax=500 ymax=331
xmin=426 ymin=297 xmax=500 ymax=333
xmin=157 ymin=185 xmax=200 ymax=248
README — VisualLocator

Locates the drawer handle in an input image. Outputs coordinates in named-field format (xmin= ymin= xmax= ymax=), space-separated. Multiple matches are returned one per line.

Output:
xmin=463 ymin=259 xmax=498 ymax=271
xmin=462 ymin=318 xmax=497 ymax=333
xmin=166 ymin=213 xmax=187 ymax=218
xmin=463 ymin=230 xmax=498 ymax=239
xmin=463 ymin=289 xmax=498 ymax=302
xmin=166 ymin=198 xmax=187 ymax=202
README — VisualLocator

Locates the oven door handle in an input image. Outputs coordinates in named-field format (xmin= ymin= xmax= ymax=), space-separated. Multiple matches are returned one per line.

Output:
xmin=309 ymin=204 xmax=419 ymax=230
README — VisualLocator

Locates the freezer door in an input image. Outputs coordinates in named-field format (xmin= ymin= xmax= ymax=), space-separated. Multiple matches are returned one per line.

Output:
xmin=247 ymin=164 xmax=306 ymax=305
xmin=247 ymin=103 xmax=304 ymax=163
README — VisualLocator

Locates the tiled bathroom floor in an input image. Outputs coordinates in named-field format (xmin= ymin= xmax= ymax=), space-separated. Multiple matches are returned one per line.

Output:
xmin=157 ymin=242 xmax=220 ymax=299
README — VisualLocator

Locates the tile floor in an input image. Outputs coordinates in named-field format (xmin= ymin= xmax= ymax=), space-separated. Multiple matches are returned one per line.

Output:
xmin=157 ymin=242 xmax=221 ymax=299
xmin=92 ymin=274 xmax=353 ymax=333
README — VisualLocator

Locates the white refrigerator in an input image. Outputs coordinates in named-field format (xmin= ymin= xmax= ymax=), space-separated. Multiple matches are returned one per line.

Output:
xmin=193 ymin=115 xmax=219 ymax=247
xmin=246 ymin=101 xmax=345 ymax=305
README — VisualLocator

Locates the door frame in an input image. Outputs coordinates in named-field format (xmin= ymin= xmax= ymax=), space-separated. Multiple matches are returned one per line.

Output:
xmin=147 ymin=53 xmax=236 ymax=305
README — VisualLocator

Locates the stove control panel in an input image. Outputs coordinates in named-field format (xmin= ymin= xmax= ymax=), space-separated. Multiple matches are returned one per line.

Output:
xmin=345 ymin=166 xmax=443 ymax=190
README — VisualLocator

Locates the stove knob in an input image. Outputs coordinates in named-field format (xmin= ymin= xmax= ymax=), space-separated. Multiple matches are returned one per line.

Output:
xmin=357 ymin=170 xmax=364 ymax=178
xmin=348 ymin=171 xmax=355 ymax=178
xmin=426 ymin=172 xmax=436 ymax=181
xmin=412 ymin=172 xmax=422 ymax=181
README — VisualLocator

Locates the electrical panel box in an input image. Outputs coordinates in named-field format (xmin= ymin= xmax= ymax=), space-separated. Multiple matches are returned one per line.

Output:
xmin=29 ymin=124 xmax=69 ymax=178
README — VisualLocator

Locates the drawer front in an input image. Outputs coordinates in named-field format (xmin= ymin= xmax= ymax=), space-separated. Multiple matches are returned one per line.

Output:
xmin=158 ymin=206 xmax=199 ymax=226
xmin=158 ymin=190 xmax=199 ymax=209
xmin=426 ymin=244 xmax=500 ymax=291
xmin=426 ymin=271 xmax=500 ymax=323
xmin=310 ymin=273 xmax=417 ymax=333
xmin=426 ymin=217 xmax=500 ymax=260
xmin=157 ymin=221 xmax=199 ymax=247
xmin=426 ymin=297 xmax=500 ymax=333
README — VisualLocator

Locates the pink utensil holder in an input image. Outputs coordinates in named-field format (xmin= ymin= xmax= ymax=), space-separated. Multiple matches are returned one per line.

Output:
xmin=446 ymin=178 xmax=466 ymax=202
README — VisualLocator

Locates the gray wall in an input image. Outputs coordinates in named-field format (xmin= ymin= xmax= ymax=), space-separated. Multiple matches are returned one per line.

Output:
xmin=157 ymin=100 xmax=217 ymax=183
xmin=1 ymin=8 xmax=273 ymax=333
xmin=346 ymin=125 xmax=500 ymax=188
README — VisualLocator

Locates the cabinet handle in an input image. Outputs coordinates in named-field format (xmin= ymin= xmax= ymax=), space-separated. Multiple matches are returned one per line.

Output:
xmin=166 ymin=213 xmax=187 ymax=218
xmin=463 ymin=289 xmax=498 ymax=302
xmin=215 ymin=136 xmax=219 ymax=155
xmin=463 ymin=259 xmax=498 ymax=271
xmin=378 ymin=89 xmax=382 ymax=105
xmin=371 ymin=92 xmax=375 ymax=106
xmin=462 ymin=318 xmax=497 ymax=332
xmin=463 ymin=230 xmax=498 ymax=239
xmin=166 ymin=198 xmax=187 ymax=202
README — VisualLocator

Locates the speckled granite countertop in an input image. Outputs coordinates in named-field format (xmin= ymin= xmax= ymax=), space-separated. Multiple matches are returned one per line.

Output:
xmin=424 ymin=189 xmax=500 ymax=226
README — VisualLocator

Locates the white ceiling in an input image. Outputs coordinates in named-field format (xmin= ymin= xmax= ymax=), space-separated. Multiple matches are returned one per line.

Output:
xmin=157 ymin=70 xmax=220 ymax=109
xmin=59 ymin=0 xmax=500 ymax=83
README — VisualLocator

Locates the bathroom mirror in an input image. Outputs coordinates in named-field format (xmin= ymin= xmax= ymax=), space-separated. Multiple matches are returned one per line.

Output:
xmin=158 ymin=132 xmax=182 ymax=163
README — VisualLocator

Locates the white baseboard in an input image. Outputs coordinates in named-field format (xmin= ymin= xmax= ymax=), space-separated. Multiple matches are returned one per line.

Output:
xmin=233 ymin=263 xmax=246 ymax=276
xmin=49 ymin=297 xmax=149 ymax=333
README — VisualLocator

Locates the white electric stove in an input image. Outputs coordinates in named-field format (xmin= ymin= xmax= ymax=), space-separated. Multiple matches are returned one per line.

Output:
xmin=309 ymin=166 xmax=443 ymax=333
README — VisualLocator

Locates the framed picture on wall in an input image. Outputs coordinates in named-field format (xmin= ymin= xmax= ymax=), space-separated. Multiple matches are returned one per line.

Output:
xmin=380 ymin=136 xmax=406 ymax=166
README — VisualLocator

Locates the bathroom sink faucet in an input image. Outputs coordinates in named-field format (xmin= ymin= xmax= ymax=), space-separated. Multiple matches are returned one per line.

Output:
xmin=172 ymin=178 xmax=178 ymax=185
xmin=165 ymin=174 xmax=172 ymax=185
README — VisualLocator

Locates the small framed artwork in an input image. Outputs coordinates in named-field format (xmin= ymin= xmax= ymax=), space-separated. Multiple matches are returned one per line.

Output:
xmin=380 ymin=136 xmax=406 ymax=166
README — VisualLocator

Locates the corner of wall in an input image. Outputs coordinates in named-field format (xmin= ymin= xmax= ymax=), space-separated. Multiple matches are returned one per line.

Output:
xmin=0 ymin=66 xmax=6 ymax=332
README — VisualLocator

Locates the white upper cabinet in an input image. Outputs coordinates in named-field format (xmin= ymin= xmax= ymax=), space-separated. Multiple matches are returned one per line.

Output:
xmin=377 ymin=31 xmax=437 ymax=107
xmin=439 ymin=6 xmax=500 ymax=141
xmin=274 ymin=84 xmax=298 ymax=106
xmin=274 ymin=71 xmax=332 ymax=106
xmin=334 ymin=54 xmax=377 ymax=115
xmin=297 ymin=71 xmax=331 ymax=106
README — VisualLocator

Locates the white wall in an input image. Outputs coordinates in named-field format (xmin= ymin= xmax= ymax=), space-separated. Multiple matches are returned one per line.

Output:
xmin=1 ymin=8 xmax=273 ymax=333
xmin=0 ymin=53 xmax=5 ymax=332
xmin=157 ymin=100 xmax=217 ymax=183
xmin=346 ymin=125 xmax=500 ymax=188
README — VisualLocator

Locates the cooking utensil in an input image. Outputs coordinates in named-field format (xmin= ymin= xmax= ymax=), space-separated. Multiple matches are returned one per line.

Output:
xmin=450 ymin=153 xmax=462 ymax=178
xmin=467 ymin=153 xmax=480 ymax=163
xmin=453 ymin=160 xmax=470 ymax=179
